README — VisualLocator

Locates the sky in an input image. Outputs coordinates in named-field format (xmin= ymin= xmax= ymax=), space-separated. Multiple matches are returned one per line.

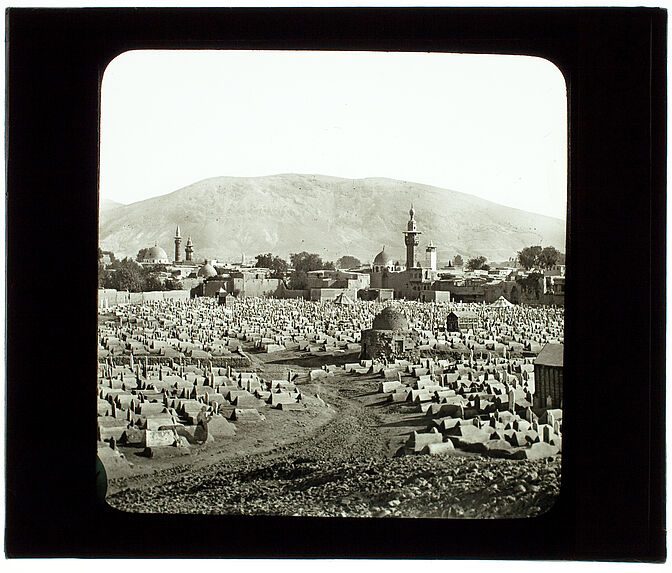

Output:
xmin=100 ymin=50 xmax=567 ymax=220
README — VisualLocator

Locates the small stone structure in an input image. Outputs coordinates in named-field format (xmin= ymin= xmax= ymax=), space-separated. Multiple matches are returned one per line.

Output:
xmin=533 ymin=342 xmax=564 ymax=408
xmin=446 ymin=311 xmax=479 ymax=332
xmin=360 ymin=307 xmax=422 ymax=361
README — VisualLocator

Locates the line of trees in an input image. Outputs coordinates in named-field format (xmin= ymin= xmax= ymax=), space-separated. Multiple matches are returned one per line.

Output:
xmin=254 ymin=251 xmax=362 ymax=290
xmin=98 ymin=251 xmax=183 ymax=292
xmin=460 ymin=245 xmax=564 ymax=273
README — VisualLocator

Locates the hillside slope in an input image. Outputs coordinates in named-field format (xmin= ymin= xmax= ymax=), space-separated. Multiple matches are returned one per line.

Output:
xmin=99 ymin=174 xmax=566 ymax=263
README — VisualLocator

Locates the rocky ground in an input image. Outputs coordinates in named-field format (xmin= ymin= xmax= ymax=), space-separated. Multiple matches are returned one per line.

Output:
xmin=105 ymin=350 xmax=561 ymax=518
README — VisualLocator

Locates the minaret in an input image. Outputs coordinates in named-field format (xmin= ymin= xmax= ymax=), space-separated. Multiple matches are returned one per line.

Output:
xmin=185 ymin=236 xmax=194 ymax=262
xmin=174 ymin=225 xmax=182 ymax=263
xmin=403 ymin=204 xmax=422 ymax=269
xmin=426 ymin=241 xmax=437 ymax=271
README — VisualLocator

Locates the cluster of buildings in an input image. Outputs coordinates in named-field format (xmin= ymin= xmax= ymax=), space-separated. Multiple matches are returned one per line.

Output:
xmin=369 ymin=206 xmax=564 ymax=304
xmin=99 ymin=207 xmax=564 ymax=307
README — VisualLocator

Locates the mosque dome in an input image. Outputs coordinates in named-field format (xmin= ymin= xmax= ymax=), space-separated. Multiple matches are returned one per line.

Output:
xmin=144 ymin=244 xmax=169 ymax=262
xmin=372 ymin=307 xmax=409 ymax=331
xmin=198 ymin=262 xmax=217 ymax=278
xmin=373 ymin=246 xmax=393 ymax=267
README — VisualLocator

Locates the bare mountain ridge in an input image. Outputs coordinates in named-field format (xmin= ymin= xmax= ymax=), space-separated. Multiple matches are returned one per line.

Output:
xmin=99 ymin=174 xmax=566 ymax=264
xmin=100 ymin=198 xmax=124 ymax=212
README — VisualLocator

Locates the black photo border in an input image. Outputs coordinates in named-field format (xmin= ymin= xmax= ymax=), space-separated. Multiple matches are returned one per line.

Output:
xmin=5 ymin=7 xmax=667 ymax=561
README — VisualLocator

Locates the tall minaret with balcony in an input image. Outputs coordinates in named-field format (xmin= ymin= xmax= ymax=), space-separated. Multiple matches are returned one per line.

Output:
xmin=403 ymin=205 xmax=422 ymax=269
xmin=174 ymin=225 xmax=182 ymax=263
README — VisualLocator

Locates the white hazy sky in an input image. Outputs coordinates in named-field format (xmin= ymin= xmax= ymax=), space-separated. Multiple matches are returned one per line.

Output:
xmin=100 ymin=50 xmax=567 ymax=220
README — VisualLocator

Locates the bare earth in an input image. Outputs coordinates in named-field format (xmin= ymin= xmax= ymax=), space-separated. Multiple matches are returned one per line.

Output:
xmin=105 ymin=349 xmax=561 ymax=518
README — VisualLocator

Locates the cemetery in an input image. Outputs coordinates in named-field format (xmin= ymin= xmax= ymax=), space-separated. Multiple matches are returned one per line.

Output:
xmin=100 ymin=296 xmax=563 ymax=518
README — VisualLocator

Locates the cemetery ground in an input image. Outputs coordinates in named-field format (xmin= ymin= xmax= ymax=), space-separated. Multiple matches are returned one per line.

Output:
xmin=105 ymin=348 xmax=561 ymax=518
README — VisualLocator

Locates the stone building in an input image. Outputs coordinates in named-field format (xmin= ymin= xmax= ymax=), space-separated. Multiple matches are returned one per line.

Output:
xmin=446 ymin=310 xmax=479 ymax=332
xmin=360 ymin=307 xmax=420 ymax=361
xmin=533 ymin=342 xmax=564 ymax=408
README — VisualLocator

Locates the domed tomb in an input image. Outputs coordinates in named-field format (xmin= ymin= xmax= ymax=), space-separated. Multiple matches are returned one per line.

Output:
xmin=197 ymin=261 xmax=217 ymax=278
xmin=142 ymin=243 xmax=170 ymax=263
xmin=372 ymin=307 xmax=409 ymax=331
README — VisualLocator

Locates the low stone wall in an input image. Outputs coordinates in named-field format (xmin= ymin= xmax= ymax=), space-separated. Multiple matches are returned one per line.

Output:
xmin=98 ymin=354 xmax=252 ymax=369
xmin=98 ymin=289 xmax=190 ymax=307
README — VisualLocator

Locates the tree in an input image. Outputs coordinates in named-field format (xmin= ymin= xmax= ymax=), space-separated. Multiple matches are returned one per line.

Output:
xmin=145 ymin=275 xmax=165 ymax=292
xmin=288 ymin=270 xmax=308 ymax=290
xmin=136 ymin=248 xmax=150 ymax=262
xmin=164 ymin=278 xmax=184 ymax=290
xmin=106 ymin=258 xmax=146 ymax=292
xmin=509 ymin=284 xmax=521 ymax=304
xmin=255 ymin=253 xmax=274 ymax=268
xmin=516 ymin=272 xmax=542 ymax=298
xmin=98 ymin=248 xmax=108 ymax=287
xmin=98 ymin=266 xmax=110 ymax=288
xmin=255 ymin=253 xmax=288 ymax=278
xmin=290 ymin=252 xmax=327 ymax=273
xmin=537 ymin=246 xmax=561 ymax=269
xmin=453 ymin=255 xmax=464 ymax=267
xmin=517 ymin=245 xmax=543 ymax=270
xmin=466 ymin=256 xmax=489 ymax=271
xmin=336 ymin=255 xmax=361 ymax=269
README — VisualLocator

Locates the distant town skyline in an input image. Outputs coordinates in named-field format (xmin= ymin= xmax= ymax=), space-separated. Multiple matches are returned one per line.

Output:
xmin=100 ymin=50 xmax=567 ymax=220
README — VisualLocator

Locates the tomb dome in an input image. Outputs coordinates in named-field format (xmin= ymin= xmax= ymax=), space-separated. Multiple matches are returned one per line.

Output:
xmin=372 ymin=307 xmax=409 ymax=331
xmin=143 ymin=244 xmax=169 ymax=262
xmin=198 ymin=262 xmax=217 ymax=278
xmin=373 ymin=247 xmax=393 ymax=266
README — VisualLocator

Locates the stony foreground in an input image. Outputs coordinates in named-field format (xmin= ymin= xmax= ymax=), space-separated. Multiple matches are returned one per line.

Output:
xmin=107 ymin=369 xmax=561 ymax=518
xmin=109 ymin=453 xmax=560 ymax=518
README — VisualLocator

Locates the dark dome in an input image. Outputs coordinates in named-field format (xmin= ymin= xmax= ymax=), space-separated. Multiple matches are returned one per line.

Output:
xmin=198 ymin=262 xmax=217 ymax=278
xmin=372 ymin=307 xmax=409 ymax=331
xmin=373 ymin=247 xmax=392 ymax=266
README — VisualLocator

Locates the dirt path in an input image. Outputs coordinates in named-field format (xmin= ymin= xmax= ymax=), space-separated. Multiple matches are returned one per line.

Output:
xmin=106 ymin=368 xmax=561 ymax=518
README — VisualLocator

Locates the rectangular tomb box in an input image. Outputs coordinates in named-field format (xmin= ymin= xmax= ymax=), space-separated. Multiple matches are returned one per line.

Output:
xmin=144 ymin=429 xmax=177 ymax=447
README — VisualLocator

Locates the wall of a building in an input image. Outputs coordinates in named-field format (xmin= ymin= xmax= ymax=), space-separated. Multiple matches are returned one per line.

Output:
xmin=484 ymin=280 xmax=519 ymax=303
xmin=359 ymin=288 xmax=395 ymax=302
xmin=370 ymin=271 xmax=383 ymax=289
xmin=275 ymin=283 xmax=310 ymax=299
xmin=310 ymin=288 xmax=358 ymax=302
xmin=233 ymin=277 xmax=280 ymax=297
xmin=419 ymin=290 xmax=451 ymax=303
xmin=533 ymin=364 xmax=563 ymax=408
